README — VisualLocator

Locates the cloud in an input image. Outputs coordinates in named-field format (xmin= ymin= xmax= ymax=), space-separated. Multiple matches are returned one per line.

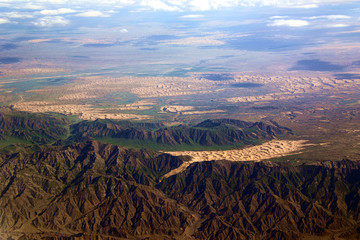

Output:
xmin=33 ymin=16 xmax=70 ymax=27
xmin=188 ymin=0 xmax=212 ymax=11
xmin=75 ymin=10 xmax=111 ymax=17
xmin=325 ymin=24 xmax=349 ymax=28
xmin=303 ymin=14 xmax=353 ymax=28
xmin=3 ymin=12 xmax=34 ymax=18
xmin=257 ymin=0 xmax=353 ymax=8
xmin=308 ymin=15 xmax=351 ymax=20
xmin=268 ymin=19 xmax=309 ymax=27
xmin=186 ymin=0 xmax=241 ymax=11
xmin=83 ymin=43 xmax=115 ymax=47
xmin=0 ymin=3 xmax=11 ymax=7
xmin=27 ymin=38 xmax=53 ymax=43
xmin=120 ymin=28 xmax=128 ymax=33
xmin=0 ymin=18 xmax=10 ymax=24
xmin=1 ymin=0 xmax=359 ymax=12
xmin=269 ymin=16 xmax=288 ymax=19
xmin=140 ymin=0 xmax=180 ymax=11
xmin=161 ymin=36 xmax=225 ymax=46
xmin=287 ymin=4 xmax=318 ymax=8
xmin=326 ymin=15 xmax=351 ymax=20
xmin=40 ymin=8 xmax=76 ymax=15
xmin=181 ymin=14 xmax=204 ymax=18
xmin=17 ymin=3 xmax=44 ymax=10
xmin=336 ymin=29 xmax=360 ymax=35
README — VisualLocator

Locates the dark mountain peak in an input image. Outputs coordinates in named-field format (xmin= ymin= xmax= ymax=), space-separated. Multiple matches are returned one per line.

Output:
xmin=195 ymin=118 xmax=252 ymax=128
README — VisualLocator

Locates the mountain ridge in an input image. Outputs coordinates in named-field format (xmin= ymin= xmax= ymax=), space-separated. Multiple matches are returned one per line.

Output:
xmin=0 ymin=109 xmax=292 ymax=152
xmin=70 ymin=118 xmax=291 ymax=150
xmin=0 ymin=141 xmax=359 ymax=239
xmin=0 ymin=110 xmax=68 ymax=146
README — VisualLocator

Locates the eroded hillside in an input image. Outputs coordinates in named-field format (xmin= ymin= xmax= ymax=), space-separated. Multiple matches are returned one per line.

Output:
xmin=0 ymin=141 xmax=359 ymax=239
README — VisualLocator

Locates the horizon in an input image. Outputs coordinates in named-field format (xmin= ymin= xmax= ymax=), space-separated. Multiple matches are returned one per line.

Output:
xmin=0 ymin=0 xmax=359 ymax=75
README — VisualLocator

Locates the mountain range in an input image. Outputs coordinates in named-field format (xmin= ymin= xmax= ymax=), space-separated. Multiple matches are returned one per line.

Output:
xmin=1 ymin=141 xmax=359 ymax=239
xmin=69 ymin=118 xmax=291 ymax=150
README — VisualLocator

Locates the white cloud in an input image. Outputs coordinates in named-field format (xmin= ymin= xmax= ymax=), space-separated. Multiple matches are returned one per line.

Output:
xmin=120 ymin=28 xmax=128 ymax=32
xmin=256 ymin=0 xmax=353 ymax=8
xmin=18 ymin=3 xmax=44 ymax=10
xmin=268 ymin=19 xmax=309 ymax=27
xmin=269 ymin=16 xmax=288 ymax=19
xmin=0 ymin=3 xmax=11 ymax=7
xmin=76 ymin=10 xmax=111 ymax=17
xmin=304 ymin=15 xmax=354 ymax=29
xmin=181 ymin=14 xmax=204 ymax=18
xmin=325 ymin=24 xmax=349 ymax=28
xmin=308 ymin=15 xmax=351 ymax=20
xmin=268 ymin=14 xmax=353 ymax=29
xmin=188 ymin=0 xmax=211 ymax=11
xmin=186 ymin=0 xmax=237 ymax=11
xmin=3 ymin=12 xmax=34 ymax=18
xmin=140 ymin=0 xmax=180 ymax=11
xmin=1 ymin=0 xmax=359 ymax=12
xmin=288 ymin=4 xmax=318 ymax=8
xmin=33 ymin=16 xmax=69 ymax=27
xmin=0 ymin=18 xmax=10 ymax=24
xmin=40 ymin=8 xmax=76 ymax=15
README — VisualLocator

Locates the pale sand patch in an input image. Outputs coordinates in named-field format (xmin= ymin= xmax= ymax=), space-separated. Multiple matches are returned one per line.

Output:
xmin=0 ymin=68 xmax=67 ymax=77
xmin=160 ymin=105 xmax=225 ymax=115
xmin=161 ymin=105 xmax=195 ymax=113
xmin=181 ymin=110 xmax=226 ymax=115
xmin=162 ymin=140 xmax=311 ymax=179
xmin=13 ymin=101 xmax=152 ymax=121
xmin=58 ymin=92 xmax=98 ymax=100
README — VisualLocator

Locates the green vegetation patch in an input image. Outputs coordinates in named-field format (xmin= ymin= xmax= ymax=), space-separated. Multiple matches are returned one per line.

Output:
xmin=0 ymin=109 xmax=70 ymax=150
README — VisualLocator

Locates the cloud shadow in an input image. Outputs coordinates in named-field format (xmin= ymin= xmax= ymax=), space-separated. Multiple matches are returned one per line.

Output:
xmin=289 ymin=59 xmax=345 ymax=72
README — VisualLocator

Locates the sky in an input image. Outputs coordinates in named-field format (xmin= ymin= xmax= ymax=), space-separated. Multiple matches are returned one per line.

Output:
xmin=0 ymin=0 xmax=359 ymax=75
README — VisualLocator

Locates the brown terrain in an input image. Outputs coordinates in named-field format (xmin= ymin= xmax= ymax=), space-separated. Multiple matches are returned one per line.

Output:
xmin=6 ymin=71 xmax=360 ymax=122
xmin=0 ymin=141 xmax=359 ymax=239
xmin=0 ymin=68 xmax=359 ymax=240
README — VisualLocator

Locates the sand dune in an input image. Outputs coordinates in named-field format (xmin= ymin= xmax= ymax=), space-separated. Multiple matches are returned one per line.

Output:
xmin=163 ymin=140 xmax=311 ymax=179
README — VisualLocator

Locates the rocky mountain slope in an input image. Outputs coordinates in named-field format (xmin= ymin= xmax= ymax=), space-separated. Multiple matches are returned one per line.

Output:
xmin=70 ymin=118 xmax=291 ymax=149
xmin=0 ymin=109 xmax=292 ymax=152
xmin=0 ymin=109 xmax=68 ymax=145
xmin=159 ymin=159 xmax=360 ymax=239
xmin=0 ymin=141 xmax=193 ymax=239
xmin=0 ymin=141 xmax=359 ymax=239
